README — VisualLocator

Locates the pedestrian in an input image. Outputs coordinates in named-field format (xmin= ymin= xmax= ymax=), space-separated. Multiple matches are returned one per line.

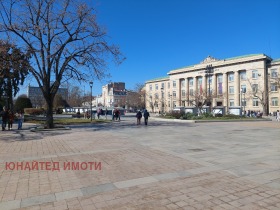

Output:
xmin=16 ymin=111 xmax=24 ymax=130
xmin=105 ymin=108 xmax=108 ymax=119
xmin=1 ymin=107 xmax=8 ymax=131
xmin=112 ymin=109 xmax=115 ymax=121
xmin=8 ymin=110 xmax=14 ymax=130
xmin=136 ymin=110 xmax=142 ymax=125
xmin=116 ymin=109 xmax=121 ymax=121
xmin=143 ymin=110 xmax=150 ymax=125
xmin=276 ymin=110 xmax=280 ymax=122
xmin=97 ymin=108 xmax=101 ymax=119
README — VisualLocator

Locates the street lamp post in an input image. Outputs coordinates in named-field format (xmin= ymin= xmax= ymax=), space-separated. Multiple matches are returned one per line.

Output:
xmin=89 ymin=81 xmax=93 ymax=121
xmin=205 ymin=65 xmax=214 ymax=111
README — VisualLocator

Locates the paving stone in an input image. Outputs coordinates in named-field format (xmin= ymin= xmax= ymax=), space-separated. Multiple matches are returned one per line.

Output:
xmin=20 ymin=194 xmax=56 ymax=208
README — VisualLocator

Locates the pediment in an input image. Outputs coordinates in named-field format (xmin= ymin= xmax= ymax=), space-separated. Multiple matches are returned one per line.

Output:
xmin=200 ymin=55 xmax=220 ymax=64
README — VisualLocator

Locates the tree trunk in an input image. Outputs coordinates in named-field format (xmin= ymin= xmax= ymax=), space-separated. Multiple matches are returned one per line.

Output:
xmin=45 ymin=98 xmax=54 ymax=129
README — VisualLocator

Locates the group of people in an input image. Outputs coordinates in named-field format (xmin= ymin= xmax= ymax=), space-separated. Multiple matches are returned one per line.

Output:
xmin=136 ymin=109 xmax=150 ymax=125
xmin=112 ymin=109 xmax=121 ymax=121
xmin=1 ymin=106 xmax=24 ymax=131
xmin=245 ymin=110 xmax=263 ymax=118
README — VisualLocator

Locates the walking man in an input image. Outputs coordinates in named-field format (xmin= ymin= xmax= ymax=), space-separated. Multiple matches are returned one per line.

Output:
xmin=143 ymin=110 xmax=150 ymax=125
xmin=136 ymin=110 xmax=142 ymax=125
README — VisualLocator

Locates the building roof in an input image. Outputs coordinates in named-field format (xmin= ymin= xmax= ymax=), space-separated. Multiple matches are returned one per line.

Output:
xmin=271 ymin=58 xmax=280 ymax=63
xmin=146 ymin=76 xmax=169 ymax=83
xmin=168 ymin=53 xmax=273 ymax=75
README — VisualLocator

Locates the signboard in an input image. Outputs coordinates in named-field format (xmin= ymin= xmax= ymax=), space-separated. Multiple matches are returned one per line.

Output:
xmin=229 ymin=108 xmax=241 ymax=115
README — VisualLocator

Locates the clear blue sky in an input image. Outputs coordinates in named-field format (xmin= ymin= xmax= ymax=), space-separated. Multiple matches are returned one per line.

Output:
xmin=21 ymin=0 xmax=280 ymax=96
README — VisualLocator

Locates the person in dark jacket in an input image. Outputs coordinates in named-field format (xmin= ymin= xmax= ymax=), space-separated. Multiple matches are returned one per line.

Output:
xmin=136 ymin=111 xmax=142 ymax=125
xmin=1 ymin=107 xmax=8 ymax=131
xmin=143 ymin=110 xmax=150 ymax=125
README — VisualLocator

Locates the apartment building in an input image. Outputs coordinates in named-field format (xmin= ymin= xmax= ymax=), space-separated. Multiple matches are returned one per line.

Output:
xmin=101 ymin=82 xmax=126 ymax=107
xmin=27 ymin=85 xmax=68 ymax=108
xmin=145 ymin=54 xmax=280 ymax=115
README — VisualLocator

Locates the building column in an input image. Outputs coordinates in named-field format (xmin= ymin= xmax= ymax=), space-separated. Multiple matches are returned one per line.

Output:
xmin=186 ymin=78 xmax=189 ymax=106
xmin=234 ymin=71 xmax=240 ymax=106
xmin=179 ymin=78 xmax=182 ymax=106
xmin=193 ymin=77 xmax=197 ymax=95
xmin=223 ymin=73 xmax=228 ymax=112
xmin=203 ymin=75 xmax=207 ymax=95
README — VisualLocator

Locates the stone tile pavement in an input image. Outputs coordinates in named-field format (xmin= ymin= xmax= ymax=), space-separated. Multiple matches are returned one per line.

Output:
xmin=0 ymin=115 xmax=279 ymax=209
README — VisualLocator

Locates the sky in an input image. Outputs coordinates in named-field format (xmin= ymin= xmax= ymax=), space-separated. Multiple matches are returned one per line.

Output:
xmin=19 ymin=0 xmax=280 ymax=96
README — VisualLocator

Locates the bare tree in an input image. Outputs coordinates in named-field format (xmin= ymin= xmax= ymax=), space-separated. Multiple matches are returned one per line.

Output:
xmin=126 ymin=83 xmax=145 ymax=110
xmin=0 ymin=0 xmax=124 ymax=128
xmin=67 ymin=86 xmax=83 ymax=107
xmin=247 ymin=79 xmax=267 ymax=115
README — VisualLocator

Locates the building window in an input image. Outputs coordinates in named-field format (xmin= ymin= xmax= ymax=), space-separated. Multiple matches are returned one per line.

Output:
xmin=149 ymin=85 xmax=152 ymax=91
xmin=241 ymin=85 xmax=246 ymax=93
xmin=229 ymin=99 xmax=234 ymax=107
xmin=229 ymin=86 xmax=234 ymax=94
xmin=189 ymin=78 xmax=193 ymax=86
xmin=155 ymin=93 xmax=158 ymax=99
xmin=161 ymin=83 xmax=164 ymax=89
xmin=189 ymin=89 xmax=194 ymax=96
xmin=271 ymin=83 xmax=278 ymax=92
xmin=173 ymin=81 xmax=176 ymax=88
xmin=182 ymin=90 xmax=186 ymax=97
xmin=228 ymin=73 xmax=234 ymax=82
xmin=173 ymin=91 xmax=176 ymax=97
xmin=253 ymin=98 xmax=259 ymax=106
xmin=271 ymin=97 xmax=278 ymax=106
xmin=252 ymin=70 xmax=258 ymax=79
xmin=168 ymin=101 xmax=170 ymax=107
xmin=155 ymin=84 xmax=158 ymax=90
xmin=198 ymin=77 xmax=202 ymax=93
xmin=240 ymin=71 xmax=246 ymax=80
xmin=168 ymin=82 xmax=170 ymax=89
xmin=217 ymin=74 xmax=223 ymax=95
xmin=217 ymin=74 xmax=223 ymax=83
xmin=252 ymin=84 xmax=258 ymax=93
xmin=271 ymin=69 xmax=278 ymax=78
xmin=181 ymin=80 xmax=185 ymax=88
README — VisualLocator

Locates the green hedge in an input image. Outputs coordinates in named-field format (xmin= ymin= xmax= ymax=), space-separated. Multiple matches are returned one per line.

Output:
xmin=24 ymin=108 xmax=45 ymax=115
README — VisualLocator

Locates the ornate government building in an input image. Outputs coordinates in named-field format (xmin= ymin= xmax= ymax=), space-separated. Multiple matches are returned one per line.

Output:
xmin=145 ymin=54 xmax=280 ymax=115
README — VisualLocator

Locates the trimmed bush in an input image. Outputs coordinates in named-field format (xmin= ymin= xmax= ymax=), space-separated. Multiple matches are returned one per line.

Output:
xmin=24 ymin=108 xmax=45 ymax=115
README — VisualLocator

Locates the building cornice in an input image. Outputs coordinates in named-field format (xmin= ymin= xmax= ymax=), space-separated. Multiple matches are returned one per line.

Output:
xmin=168 ymin=54 xmax=271 ymax=75
xmin=146 ymin=76 xmax=169 ymax=84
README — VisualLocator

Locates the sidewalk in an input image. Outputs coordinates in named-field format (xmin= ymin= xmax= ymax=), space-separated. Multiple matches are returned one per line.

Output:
xmin=0 ymin=117 xmax=279 ymax=209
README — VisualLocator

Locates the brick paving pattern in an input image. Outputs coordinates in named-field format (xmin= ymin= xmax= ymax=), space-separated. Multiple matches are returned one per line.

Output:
xmin=0 ymin=115 xmax=279 ymax=209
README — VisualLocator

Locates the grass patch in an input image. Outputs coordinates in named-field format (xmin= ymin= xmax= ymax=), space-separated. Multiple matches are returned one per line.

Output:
xmin=25 ymin=118 xmax=110 ymax=125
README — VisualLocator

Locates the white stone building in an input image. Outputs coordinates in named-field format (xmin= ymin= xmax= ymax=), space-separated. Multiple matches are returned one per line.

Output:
xmin=101 ymin=82 xmax=126 ymax=107
xmin=145 ymin=54 xmax=280 ymax=115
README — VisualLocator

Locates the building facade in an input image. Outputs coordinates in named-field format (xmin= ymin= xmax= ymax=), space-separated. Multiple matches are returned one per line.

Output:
xmin=145 ymin=54 xmax=280 ymax=115
xmin=27 ymin=85 xmax=68 ymax=108
xmin=101 ymin=82 xmax=126 ymax=107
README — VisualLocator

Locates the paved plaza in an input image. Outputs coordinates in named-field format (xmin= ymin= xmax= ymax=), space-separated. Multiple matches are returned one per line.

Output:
xmin=0 ymin=115 xmax=280 ymax=210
